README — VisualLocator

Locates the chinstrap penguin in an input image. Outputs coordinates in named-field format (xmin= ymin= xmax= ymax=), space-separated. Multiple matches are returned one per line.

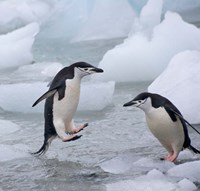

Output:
xmin=123 ymin=92 xmax=200 ymax=162
xmin=32 ymin=62 xmax=103 ymax=156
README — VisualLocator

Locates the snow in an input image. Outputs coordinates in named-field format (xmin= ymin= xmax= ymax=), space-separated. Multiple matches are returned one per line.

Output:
xmin=148 ymin=50 xmax=200 ymax=124
xmin=0 ymin=120 xmax=20 ymax=136
xmin=0 ymin=81 xmax=115 ymax=113
xmin=94 ymin=1 xmax=200 ymax=82
xmin=0 ymin=22 xmax=39 ymax=70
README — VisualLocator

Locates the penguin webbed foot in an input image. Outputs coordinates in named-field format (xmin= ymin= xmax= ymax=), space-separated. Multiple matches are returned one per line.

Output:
xmin=160 ymin=154 xmax=177 ymax=162
xmin=69 ymin=123 xmax=89 ymax=134
xmin=62 ymin=134 xmax=82 ymax=142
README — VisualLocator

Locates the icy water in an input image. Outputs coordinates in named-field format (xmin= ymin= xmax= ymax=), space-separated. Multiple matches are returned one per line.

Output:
xmin=1 ymin=38 xmax=200 ymax=191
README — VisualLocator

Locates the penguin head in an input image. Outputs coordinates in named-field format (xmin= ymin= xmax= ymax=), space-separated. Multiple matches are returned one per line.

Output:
xmin=123 ymin=92 xmax=154 ymax=112
xmin=71 ymin=62 xmax=104 ymax=78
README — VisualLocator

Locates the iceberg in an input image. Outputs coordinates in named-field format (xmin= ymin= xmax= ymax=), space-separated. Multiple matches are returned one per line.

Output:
xmin=149 ymin=50 xmax=200 ymax=124
xmin=0 ymin=22 xmax=39 ymax=70
xmin=0 ymin=81 xmax=115 ymax=113
xmin=94 ymin=0 xmax=200 ymax=82
xmin=0 ymin=0 xmax=51 ymax=33
xmin=72 ymin=0 xmax=135 ymax=42
xmin=1 ymin=0 xmax=200 ymax=41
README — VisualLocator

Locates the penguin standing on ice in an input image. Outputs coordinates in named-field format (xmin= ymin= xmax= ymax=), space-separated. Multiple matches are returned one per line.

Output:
xmin=123 ymin=92 xmax=200 ymax=162
xmin=32 ymin=62 xmax=103 ymax=156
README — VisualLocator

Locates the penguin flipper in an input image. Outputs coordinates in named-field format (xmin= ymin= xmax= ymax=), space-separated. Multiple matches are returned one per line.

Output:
xmin=32 ymin=81 xmax=66 ymax=107
xmin=32 ymin=88 xmax=57 ymax=107
xmin=189 ymin=145 xmax=200 ymax=154
xmin=166 ymin=106 xmax=200 ymax=135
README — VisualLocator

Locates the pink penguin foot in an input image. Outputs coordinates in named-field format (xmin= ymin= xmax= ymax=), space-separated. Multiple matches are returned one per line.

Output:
xmin=73 ymin=123 xmax=88 ymax=134
xmin=62 ymin=134 xmax=82 ymax=142
xmin=165 ymin=154 xmax=177 ymax=162
xmin=160 ymin=154 xmax=177 ymax=162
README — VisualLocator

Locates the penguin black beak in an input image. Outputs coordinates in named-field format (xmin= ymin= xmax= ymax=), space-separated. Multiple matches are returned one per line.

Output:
xmin=123 ymin=100 xmax=137 ymax=107
xmin=91 ymin=67 xmax=104 ymax=73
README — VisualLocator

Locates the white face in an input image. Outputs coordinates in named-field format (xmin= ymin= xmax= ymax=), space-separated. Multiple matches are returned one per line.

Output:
xmin=75 ymin=67 xmax=96 ymax=78
xmin=134 ymin=97 xmax=152 ymax=113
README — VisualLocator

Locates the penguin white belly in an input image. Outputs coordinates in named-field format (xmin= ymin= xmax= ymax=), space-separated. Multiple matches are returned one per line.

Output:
xmin=53 ymin=79 xmax=80 ymax=126
xmin=145 ymin=107 xmax=184 ymax=153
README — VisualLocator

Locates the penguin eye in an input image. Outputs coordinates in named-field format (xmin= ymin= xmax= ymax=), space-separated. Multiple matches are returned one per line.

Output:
xmin=138 ymin=99 xmax=146 ymax=104
xmin=78 ymin=67 xmax=88 ymax=72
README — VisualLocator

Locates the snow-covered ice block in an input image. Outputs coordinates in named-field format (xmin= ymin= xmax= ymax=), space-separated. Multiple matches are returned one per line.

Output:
xmin=0 ymin=22 xmax=39 ymax=70
xmin=133 ymin=157 xmax=175 ymax=172
xmin=178 ymin=150 xmax=197 ymax=161
xmin=167 ymin=160 xmax=200 ymax=181
xmin=106 ymin=169 xmax=181 ymax=191
xmin=0 ymin=81 xmax=115 ymax=113
xmin=100 ymin=154 xmax=175 ymax=175
xmin=178 ymin=178 xmax=197 ymax=191
xmin=100 ymin=153 xmax=136 ymax=174
xmin=149 ymin=50 xmax=200 ymax=124
xmin=95 ymin=5 xmax=200 ymax=82
xmin=0 ymin=82 xmax=46 ymax=113
xmin=0 ymin=120 xmax=20 ymax=136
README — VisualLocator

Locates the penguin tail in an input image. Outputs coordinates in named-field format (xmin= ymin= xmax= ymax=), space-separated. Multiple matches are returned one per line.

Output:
xmin=31 ymin=136 xmax=56 ymax=156
xmin=189 ymin=145 xmax=200 ymax=154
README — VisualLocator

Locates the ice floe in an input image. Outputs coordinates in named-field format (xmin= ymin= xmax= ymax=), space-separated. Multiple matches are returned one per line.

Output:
xmin=0 ymin=22 xmax=39 ymax=70
xmin=0 ymin=144 xmax=29 ymax=162
xmin=149 ymin=50 xmax=200 ymax=124
xmin=0 ymin=81 xmax=115 ymax=113
xmin=106 ymin=169 xmax=197 ymax=191
xmin=0 ymin=119 xmax=20 ymax=136
xmin=167 ymin=160 xmax=200 ymax=182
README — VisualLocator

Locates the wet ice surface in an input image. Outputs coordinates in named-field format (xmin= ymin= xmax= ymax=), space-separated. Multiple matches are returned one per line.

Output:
xmin=1 ymin=82 xmax=200 ymax=191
